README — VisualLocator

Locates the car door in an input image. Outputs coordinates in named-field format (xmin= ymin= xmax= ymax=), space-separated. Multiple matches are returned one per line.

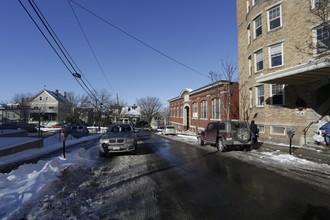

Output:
xmin=205 ymin=122 xmax=217 ymax=143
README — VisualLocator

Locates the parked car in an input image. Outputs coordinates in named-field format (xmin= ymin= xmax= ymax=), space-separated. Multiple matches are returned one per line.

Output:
xmin=157 ymin=126 xmax=165 ymax=132
xmin=68 ymin=125 xmax=89 ymax=138
xmin=99 ymin=123 xmax=138 ymax=157
xmin=51 ymin=123 xmax=64 ymax=129
xmin=161 ymin=125 xmax=176 ymax=135
xmin=197 ymin=121 xmax=252 ymax=152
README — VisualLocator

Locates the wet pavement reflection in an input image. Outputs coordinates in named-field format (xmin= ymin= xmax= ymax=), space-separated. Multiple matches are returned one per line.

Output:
xmin=147 ymin=132 xmax=330 ymax=219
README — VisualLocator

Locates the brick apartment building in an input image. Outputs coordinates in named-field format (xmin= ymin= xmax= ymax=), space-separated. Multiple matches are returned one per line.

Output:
xmin=168 ymin=81 xmax=239 ymax=134
xmin=237 ymin=0 xmax=330 ymax=146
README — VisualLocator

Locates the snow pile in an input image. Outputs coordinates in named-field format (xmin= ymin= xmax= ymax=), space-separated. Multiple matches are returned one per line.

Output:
xmin=0 ymin=145 xmax=99 ymax=220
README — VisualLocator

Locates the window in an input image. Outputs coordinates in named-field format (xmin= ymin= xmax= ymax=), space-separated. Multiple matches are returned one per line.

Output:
xmin=258 ymin=125 xmax=265 ymax=134
xmin=316 ymin=24 xmax=330 ymax=54
xmin=248 ymin=55 xmax=252 ymax=76
xmin=312 ymin=0 xmax=327 ymax=9
xmin=180 ymin=106 xmax=183 ymax=118
xmin=247 ymin=24 xmax=251 ymax=44
xmin=49 ymin=106 xmax=55 ymax=110
xmin=192 ymin=103 xmax=198 ymax=118
xmin=255 ymin=49 xmax=263 ymax=71
xmin=212 ymin=98 xmax=221 ymax=119
xmin=249 ymin=88 xmax=253 ymax=108
xmin=271 ymin=126 xmax=286 ymax=135
xmin=269 ymin=43 xmax=283 ymax=67
xmin=39 ymin=96 xmax=42 ymax=101
xmin=268 ymin=5 xmax=281 ymax=31
xmin=256 ymin=85 xmax=264 ymax=106
xmin=201 ymin=101 xmax=207 ymax=119
xmin=254 ymin=15 xmax=262 ymax=38
xmin=271 ymin=84 xmax=285 ymax=105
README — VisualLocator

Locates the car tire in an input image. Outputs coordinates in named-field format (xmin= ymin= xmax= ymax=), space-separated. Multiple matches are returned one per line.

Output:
xmin=236 ymin=128 xmax=251 ymax=143
xmin=99 ymin=151 xmax=106 ymax=157
xmin=216 ymin=139 xmax=226 ymax=152
xmin=198 ymin=136 xmax=204 ymax=146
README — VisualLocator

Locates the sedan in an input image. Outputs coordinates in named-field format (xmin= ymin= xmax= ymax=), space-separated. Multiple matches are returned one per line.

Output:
xmin=161 ymin=125 xmax=176 ymax=135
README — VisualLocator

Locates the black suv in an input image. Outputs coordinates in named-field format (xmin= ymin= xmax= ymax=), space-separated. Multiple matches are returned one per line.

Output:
xmin=198 ymin=121 xmax=252 ymax=152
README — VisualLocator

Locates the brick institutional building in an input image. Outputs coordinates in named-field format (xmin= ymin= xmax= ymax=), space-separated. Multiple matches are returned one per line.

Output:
xmin=237 ymin=0 xmax=330 ymax=146
xmin=168 ymin=81 xmax=239 ymax=134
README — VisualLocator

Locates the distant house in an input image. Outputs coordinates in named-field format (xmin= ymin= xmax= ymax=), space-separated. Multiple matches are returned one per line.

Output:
xmin=29 ymin=89 xmax=70 ymax=127
xmin=0 ymin=103 xmax=28 ymax=123
xmin=119 ymin=105 xmax=141 ymax=125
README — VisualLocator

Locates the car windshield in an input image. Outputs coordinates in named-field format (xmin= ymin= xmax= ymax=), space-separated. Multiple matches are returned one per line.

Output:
xmin=107 ymin=124 xmax=132 ymax=133
xmin=166 ymin=126 xmax=175 ymax=129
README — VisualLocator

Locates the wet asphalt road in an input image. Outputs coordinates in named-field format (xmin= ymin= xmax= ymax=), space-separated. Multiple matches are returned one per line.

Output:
xmin=141 ymin=131 xmax=330 ymax=219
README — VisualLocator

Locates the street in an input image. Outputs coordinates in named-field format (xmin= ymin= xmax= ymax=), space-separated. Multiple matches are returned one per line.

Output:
xmin=11 ymin=131 xmax=330 ymax=219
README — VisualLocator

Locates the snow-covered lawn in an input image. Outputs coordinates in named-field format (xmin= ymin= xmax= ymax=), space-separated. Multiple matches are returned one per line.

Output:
xmin=0 ymin=134 xmax=101 ymax=219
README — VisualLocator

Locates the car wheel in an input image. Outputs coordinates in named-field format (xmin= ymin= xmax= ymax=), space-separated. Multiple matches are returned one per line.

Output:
xmin=99 ymin=151 xmax=106 ymax=157
xmin=216 ymin=139 xmax=226 ymax=152
xmin=236 ymin=128 xmax=251 ymax=143
xmin=198 ymin=137 xmax=204 ymax=146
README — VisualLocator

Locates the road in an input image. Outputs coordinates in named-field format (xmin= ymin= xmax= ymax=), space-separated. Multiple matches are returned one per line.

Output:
xmin=16 ymin=131 xmax=330 ymax=219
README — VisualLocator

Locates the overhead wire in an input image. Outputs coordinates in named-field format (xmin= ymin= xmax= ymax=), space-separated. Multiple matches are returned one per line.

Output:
xmin=68 ymin=0 xmax=115 ymax=94
xmin=18 ymin=0 xmax=100 ymax=103
xmin=28 ymin=0 xmax=98 ymax=102
xmin=31 ymin=0 xmax=100 ymax=100
xmin=69 ymin=0 xmax=208 ymax=78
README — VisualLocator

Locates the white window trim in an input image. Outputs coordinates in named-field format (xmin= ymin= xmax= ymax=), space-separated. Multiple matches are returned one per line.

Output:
xmin=311 ymin=0 xmax=327 ymax=9
xmin=255 ymin=85 xmax=265 ymax=107
xmin=270 ymin=84 xmax=285 ymax=106
xmin=247 ymin=24 xmax=251 ymax=45
xmin=268 ymin=43 xmax=284 ymax=68
xmin=258 ymin=125 xmax=265 ymax=134
xmin=211 ymin=98 xmax=221 ymax=120
xmin=249 ymin=88 xmax=253 ymax=108
xmin=270 ymin=126 xmax=286 ymax=135
xmin=254 ymin=49 xmax=264 ymax=72
xmin=200 ymin=101 xmax=208 ymax=119
xmin=192 ymin=103 xmax=198 ymax=118
xmin=254 ymin=15 xmax=262 ymax=39
xmin=248 ymin=55 xmax=252 ymax=76
xmin=267 ymin=4 xmax=282 ymax=32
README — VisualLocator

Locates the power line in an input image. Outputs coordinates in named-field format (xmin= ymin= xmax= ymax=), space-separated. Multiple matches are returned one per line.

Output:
xmin=30 ymin=0 xmax=100 ymax=100
xmin=18 ymin=0 xmax=100 ymax=103
xmin=69 ymin=0 xmax=208 ymax=78
xmin=68 ymin=0 xmax=115 ymax=94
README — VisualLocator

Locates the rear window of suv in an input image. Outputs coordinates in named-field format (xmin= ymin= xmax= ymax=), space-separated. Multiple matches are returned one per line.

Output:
xmin=231 ymin=122 xmax=248 ymax=131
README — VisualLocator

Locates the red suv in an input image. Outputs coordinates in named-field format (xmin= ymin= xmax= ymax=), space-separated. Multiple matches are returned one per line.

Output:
xmin=198 ymin=121 xmax=252 ymax=152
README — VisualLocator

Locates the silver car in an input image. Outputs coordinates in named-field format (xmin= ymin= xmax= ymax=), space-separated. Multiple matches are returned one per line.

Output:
xmin=99 ymin=124 xmax=137 ymax=157
xmin=161 ymin=125 xmax=176 ymax=135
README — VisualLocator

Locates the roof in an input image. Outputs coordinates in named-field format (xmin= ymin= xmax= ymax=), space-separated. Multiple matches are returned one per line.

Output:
xmin=30 ymin=89 xmax=69 ymax=103
xmin=120 ymin=105 xmax=141 ymax=116
xmin=168 ymin=80 xmax=236 ymax=102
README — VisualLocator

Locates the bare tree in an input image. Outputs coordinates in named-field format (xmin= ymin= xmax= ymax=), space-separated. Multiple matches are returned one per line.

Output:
xmin=209 ymin=59 xmax=239 ymax=121
xmin=137 ymin=96 xmax=163 ymax=125
xmin=296 ymin=1 xmax=330 ymax=57
xmin=64 ymin=92 xmax=92 ymax=124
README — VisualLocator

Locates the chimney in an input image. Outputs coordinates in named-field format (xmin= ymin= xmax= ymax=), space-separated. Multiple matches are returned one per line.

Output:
xmin=55 ymin=89 xmax=59 ymax=96
xmin=64 ymin=92 xmax=67 ymax=98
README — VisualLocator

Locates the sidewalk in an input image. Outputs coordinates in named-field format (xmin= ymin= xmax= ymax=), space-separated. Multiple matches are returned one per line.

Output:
xmin=252 ymin=142 xmax=330 ymax=165
xmin=177 ymin=130 xmax=330 ymax=165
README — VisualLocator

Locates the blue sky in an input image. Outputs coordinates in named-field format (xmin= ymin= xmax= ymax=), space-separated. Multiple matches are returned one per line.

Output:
xmin=0 ymin=0 xmax=237 ymax=106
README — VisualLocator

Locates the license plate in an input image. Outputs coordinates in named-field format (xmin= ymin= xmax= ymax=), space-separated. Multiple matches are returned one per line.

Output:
xmin=112 ymin=146 xmax=120 ymax=150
